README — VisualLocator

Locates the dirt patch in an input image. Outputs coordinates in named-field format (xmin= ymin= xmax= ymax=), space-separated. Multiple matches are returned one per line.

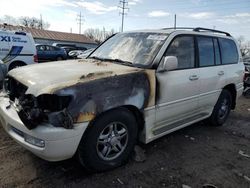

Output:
xmin=0 ymin=96 xmax=250 ymax=188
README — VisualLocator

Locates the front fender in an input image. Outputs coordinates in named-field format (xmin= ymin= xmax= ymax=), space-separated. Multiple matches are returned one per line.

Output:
xmin=55 ymin=71 xmax=154 ymax=123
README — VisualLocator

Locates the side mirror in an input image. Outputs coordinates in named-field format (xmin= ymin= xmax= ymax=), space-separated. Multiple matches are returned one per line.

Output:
xmin=157 ymin=56 xmax=178 ymax=72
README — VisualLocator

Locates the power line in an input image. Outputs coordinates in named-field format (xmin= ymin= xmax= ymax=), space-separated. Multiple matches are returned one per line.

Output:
xmin=118 ymin=0 xmax=129 ymax=32
xmin=76 ymin=12 xmax=84 ymax=34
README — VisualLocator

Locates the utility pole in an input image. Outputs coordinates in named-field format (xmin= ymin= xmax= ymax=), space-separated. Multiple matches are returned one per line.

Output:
xmin=118 ymin=0 xmax=129 ymax=32
xmin=103 ymin=27 xmax=106 ymax=41
xmin=174 ymin=14 xmax=176 ymax=29
xmin=76 ymin=12 xmax=84 ymax=34
xmin=40 ymin=14 xmax=43 ymax=30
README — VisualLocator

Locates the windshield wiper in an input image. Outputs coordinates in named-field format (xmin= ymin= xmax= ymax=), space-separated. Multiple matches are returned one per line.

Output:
xmin=113 ymin=58 xmax=132 ymax=65
xmin=89 ymin=56 xmax=133 ymax=66
xmin=89 ymin=56 xmax=105 ymax=61
xmin=102 ymin=58 xmax=133 ymax=66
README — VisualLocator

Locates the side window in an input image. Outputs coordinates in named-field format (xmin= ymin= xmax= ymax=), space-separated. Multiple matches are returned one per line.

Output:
xmin=213 ymin=38 xmax=221 ymax=65
xmin=37 ymin=45 xmax=45 ymax=51
xmin=165 ymin=36 xmax=195 ymax=69
xmin=218 ymin=38 xmax=238 ymax=64
xmin=197 ymin=37 xmax=214 ymax=67
xmin=46 ymin=46 xmax=53 ymax=51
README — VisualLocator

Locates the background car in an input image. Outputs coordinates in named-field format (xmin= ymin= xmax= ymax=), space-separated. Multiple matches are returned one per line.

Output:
xmin=77 ymin=48 xmax=95 ymax=59
xmin=36 ymin=44 xmax=67 ymax=62
xmin=61 ymin=46 xmax=87 ymax=59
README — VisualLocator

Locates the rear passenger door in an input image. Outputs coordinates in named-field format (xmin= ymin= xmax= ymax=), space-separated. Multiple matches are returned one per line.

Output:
xmin=197 ymin=36 xmax=226 ymax=113
xmin=36 ymin=45 xmax=46 ymax=62
xmin=45 ymin=45 xmax=55 ymax=60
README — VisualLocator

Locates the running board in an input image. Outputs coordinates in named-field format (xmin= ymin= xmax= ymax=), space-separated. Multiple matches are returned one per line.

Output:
xmin=153 ymin=113 xmax=208 ymax=135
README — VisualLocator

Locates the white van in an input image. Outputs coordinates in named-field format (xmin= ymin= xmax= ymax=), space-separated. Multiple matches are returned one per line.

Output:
xmin=0 ymin=30 xmax=37 ymax=70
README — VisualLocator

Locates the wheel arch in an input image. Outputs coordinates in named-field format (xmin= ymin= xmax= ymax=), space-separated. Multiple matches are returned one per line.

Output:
xmin=223 ymin=84 xmax=237 ymax=109
xmin=8 ymin=60 xmax=26 ymax=71
xmin=84 ymin=105 xmax=145 ymax=139
xmin=123 ymin=105 xmax=145 ymax=131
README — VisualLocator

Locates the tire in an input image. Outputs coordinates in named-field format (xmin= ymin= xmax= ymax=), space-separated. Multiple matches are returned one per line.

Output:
xmin=208 ymin=90 xmax=232 ymax=126
xmin=77 ymin=108 xmax=138 ymax=172
xmin=243 ymin=88 xmax=250 ymax=99
xmin=56 ymin=56 xmax=63 ymax=61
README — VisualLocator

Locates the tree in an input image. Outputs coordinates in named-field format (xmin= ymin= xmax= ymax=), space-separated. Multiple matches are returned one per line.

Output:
xmin=237 ymin=36 xmax=250 ymax=57
xmin=0 ymin=15 xmax=18 ymax=25
xmin=84 ymin=28 xmax=116 ymax=44
xmin=0 ymin=15 xmax=50 ymax=30
xmin=19 ymin=16 xmax=50 ymax=30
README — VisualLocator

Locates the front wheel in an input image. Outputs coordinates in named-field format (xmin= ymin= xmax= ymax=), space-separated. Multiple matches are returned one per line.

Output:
xmin=208 ymin=90 xmax=232 ymax=126
xmin=77 ymin=108 xmax=138 ymax=172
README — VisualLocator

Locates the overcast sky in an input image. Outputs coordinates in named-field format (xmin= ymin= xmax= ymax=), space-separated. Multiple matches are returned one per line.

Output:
xmin=0 ymin=0 xmax=249 ymax=40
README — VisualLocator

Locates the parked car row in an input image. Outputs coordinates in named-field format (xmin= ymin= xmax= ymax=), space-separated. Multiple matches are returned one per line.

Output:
xmin=0 ymin=29 xmax=92 ymax=67
xmin=36 ymin=44 xmax=91 ymax=62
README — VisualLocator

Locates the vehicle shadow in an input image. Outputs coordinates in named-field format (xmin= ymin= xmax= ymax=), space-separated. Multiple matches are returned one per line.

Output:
xmin=29 ymin=121 xmax=211 ymax=186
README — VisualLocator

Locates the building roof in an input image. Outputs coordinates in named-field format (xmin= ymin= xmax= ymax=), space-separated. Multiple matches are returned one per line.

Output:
xmin=0 ymin=24 xmax=96 ymax=44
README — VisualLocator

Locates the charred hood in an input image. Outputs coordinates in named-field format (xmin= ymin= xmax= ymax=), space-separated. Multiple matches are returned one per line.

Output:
xmin=8 ymin=59 xmax=146 ymax=96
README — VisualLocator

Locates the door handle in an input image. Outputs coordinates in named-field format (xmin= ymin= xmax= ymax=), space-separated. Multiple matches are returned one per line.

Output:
xmin=189 ymin=75 xmax=199 ymax=81
xmin=218 ymin=71 xmax=224 ymax=76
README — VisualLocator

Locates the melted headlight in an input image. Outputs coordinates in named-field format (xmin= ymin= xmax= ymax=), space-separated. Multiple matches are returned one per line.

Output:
xmin=16 ymin=94 xmax=72 ymax=130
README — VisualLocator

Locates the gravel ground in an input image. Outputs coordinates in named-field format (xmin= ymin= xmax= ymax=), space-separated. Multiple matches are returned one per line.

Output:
xmin=0 ymin=96 xmax=249 ymax=188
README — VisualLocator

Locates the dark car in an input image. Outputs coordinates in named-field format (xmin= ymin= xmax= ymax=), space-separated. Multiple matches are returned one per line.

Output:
xmin=36 ymin=44 xmax=67 ymax=62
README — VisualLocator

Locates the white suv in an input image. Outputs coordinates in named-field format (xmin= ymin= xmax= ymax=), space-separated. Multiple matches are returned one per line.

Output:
xmin=0 ymin=27 xmax=244 ymax=172
xmin=0 ymin=29 xmax=37 ymax=70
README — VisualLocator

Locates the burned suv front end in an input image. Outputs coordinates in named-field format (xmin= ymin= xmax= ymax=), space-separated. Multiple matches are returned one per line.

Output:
xmin=0 ymin=73 xmax=91 ymax=161
xmin=5 ymin=76 xmax=73 ymax=130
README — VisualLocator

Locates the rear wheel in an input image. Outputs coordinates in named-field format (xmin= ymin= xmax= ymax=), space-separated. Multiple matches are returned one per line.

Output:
xmin=56 ymin=56 xmax=63 ymax=61
xmin=208 ymin=90 xmax=232 ymax=126
xmin=243 ymin=88 xmax=250 ymax=98
xmin=77 ymin=108 xmax=138 ymax=172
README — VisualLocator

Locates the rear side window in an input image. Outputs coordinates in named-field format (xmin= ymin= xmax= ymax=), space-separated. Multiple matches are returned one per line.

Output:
xmin=218 ymin=38 xmax=238 ymax=64
xmin=165 ymin=36 xmax=195 ymax=69
xmin=197 ymin=37 xmax=214 ymax=67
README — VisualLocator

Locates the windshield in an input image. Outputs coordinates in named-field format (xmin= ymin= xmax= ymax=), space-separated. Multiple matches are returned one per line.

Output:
xmin=89 ymin=32 xmax=168 ymax=67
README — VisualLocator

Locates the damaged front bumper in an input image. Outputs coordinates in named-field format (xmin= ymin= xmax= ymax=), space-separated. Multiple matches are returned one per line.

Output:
xmin=0 ymin=97 xmax=89 ymax=161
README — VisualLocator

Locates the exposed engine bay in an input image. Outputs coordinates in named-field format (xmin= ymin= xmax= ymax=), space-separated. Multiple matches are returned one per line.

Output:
xmin=5 ymin=76 xmax=73 ymax=130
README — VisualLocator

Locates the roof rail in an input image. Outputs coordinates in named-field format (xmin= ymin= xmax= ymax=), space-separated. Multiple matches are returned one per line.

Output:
xmin=193 ymin=27 xmax=231 ymax=36
xmin=162 ymin=27 xmax=231 ymax=37
xmin=162 ymin=27 xmax=195 ymax=30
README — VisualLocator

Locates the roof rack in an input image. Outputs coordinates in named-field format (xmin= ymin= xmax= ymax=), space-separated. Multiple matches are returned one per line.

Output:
xmin=161 ymin=27 xmax=231 ymax=37
xmin=193 ymin=27 xmax=231 ymax=36
xmin=162 ymin=27 xmax=194 ymax=30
